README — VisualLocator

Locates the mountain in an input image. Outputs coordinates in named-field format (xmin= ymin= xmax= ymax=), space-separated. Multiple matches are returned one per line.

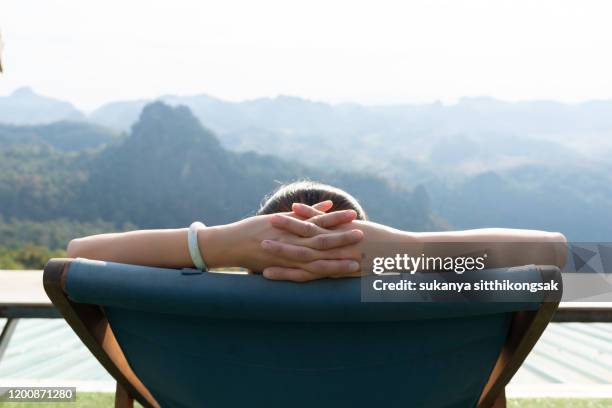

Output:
xmin=86 ymin=93 xmax=612 ymax=178
xmin=79 ymin=102 xmax=438 ymax=230
xmin=0 ymin=102 xmax=440 ymax=233
xmin=0 ymin=87 xmax=85 ymax=124
xmin=4 ymin=88 xmax=612 ymax=240
xmin=428 ymin=167 xmax=612 ymax=241
xmin=5 ymin=88 xmax=612 ymax=176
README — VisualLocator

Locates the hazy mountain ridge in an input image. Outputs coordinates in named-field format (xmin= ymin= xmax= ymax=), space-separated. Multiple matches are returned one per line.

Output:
xmin=0 ymin=87 xmax=85 ymax=125
xmin=5 ymin=88 xmax=611 ymax=174
xmin=3 ymin=88 xmax=612 ymax=240
xmin=428 ymin=167 xmax=612 ymax=241
xmin=84 ymin=92 xmax=612 ymax=183
xmin=0 ymin=102 xmax=439 ymax=233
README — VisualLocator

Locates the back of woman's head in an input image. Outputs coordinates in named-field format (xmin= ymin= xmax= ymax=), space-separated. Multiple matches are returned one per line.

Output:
xmin=257 ymin=180 xmax=367 ymax=220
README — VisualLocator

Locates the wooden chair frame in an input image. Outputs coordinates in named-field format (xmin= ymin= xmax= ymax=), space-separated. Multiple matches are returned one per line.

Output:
xmin=43 ymin=258 xmax=562 ymax=408
xmin=44 ymin=259 xmax=158 ymax=408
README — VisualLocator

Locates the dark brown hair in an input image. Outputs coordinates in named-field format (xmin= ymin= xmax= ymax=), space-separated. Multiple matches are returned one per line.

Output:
xmin=257 ymin=180 xmax=367 ymax=220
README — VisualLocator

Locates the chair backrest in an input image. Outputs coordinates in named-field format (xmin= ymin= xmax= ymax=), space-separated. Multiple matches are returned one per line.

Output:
xmin=44 ymin=259 xmax=561 ymax=408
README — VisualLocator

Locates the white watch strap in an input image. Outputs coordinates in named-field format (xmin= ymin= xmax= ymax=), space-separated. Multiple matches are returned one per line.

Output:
xmin=188 ymin=221 xmax=208 ymax=271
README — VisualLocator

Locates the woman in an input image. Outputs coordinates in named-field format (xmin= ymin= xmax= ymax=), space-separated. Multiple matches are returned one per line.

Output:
xmin=67 ymin=181 xmax=567 ymax=281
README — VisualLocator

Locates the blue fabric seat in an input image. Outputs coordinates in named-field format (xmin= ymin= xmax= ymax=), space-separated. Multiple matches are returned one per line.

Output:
xmin=58 ymin=259 xmax=556 ymax=408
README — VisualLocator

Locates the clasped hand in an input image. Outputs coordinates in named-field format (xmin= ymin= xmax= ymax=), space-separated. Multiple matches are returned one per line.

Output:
xmin=233 ymin=200 xmax=364 ymax=281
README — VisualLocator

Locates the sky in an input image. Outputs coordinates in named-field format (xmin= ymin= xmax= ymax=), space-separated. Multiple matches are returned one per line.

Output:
xmin=2 ymin=0 xmax=612 ymax=111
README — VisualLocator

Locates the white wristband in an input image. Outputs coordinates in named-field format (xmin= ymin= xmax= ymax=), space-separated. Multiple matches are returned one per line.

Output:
xmin=188 ymin=221 xmax=208 ymax=271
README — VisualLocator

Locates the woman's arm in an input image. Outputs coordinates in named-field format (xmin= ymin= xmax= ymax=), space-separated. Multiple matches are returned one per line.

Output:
xmin=263 ymin=203 xmax=567 ymax=280
xmin=67 ymin=228 xmax=192 ymax=268
xmin=411 ymin=228 xmax=567 ymax=270
xmin=67 ymin=209 xmax=364 ymax=276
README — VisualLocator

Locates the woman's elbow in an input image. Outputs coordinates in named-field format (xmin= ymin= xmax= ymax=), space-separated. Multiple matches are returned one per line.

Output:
xmin=66 ymin=238 xmax=84 ymax=258
xmin=549 ymin=232 xmax=568 ymax=269
xmin=66 ymin=233 xmax=118 ymax=261
xmin=549 ymin=231 xmax=567 ymax=243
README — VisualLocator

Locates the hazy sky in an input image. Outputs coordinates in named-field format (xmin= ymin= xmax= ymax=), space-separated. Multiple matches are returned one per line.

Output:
xmin=2 ymin=0 xmax=612 ymax=111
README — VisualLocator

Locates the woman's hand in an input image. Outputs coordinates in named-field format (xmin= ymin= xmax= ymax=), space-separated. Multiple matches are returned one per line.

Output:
xmin=199 ymin=202 xmax=365 ymax=281
xmin=261 ymin=202 xmax=407 ymax=280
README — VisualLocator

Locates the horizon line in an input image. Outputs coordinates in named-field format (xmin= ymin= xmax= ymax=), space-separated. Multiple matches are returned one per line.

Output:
xmin=4 ymin=85 xmax=612 ymax=114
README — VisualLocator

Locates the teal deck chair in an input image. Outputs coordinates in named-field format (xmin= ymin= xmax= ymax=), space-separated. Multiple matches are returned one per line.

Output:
xmin=43 ymin=258 xmax=561 ymax=408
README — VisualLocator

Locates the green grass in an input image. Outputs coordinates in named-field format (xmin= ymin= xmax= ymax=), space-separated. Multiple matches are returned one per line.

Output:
xmin=509 ymin=399 xmax=612 ymax=407
xmin=1 ymin=395 xmax=612 ymax=407
xmin=0 ymin=393 xmax=140 ymax=408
